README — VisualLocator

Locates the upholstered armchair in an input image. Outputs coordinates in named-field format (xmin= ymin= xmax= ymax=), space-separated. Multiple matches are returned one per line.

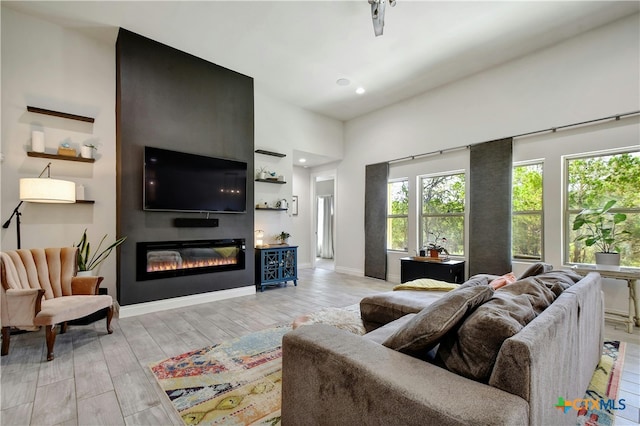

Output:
xmin=0 ymin=247 xmax=114 ymax=361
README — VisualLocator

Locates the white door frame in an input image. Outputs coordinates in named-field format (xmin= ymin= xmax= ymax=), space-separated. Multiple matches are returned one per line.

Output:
xmin=310 ymin=169 xmax=337 ymax=269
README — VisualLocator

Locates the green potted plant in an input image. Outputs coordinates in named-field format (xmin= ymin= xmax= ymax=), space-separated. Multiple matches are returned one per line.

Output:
xmin=572 ymin=200 xmax=630 ymax=270
xmin=75 ymin=229 xmax=127 ymax=275
xmin=277 ymin=231 xmax=291 ymax=245
xmin=425 ymin=232 xmax=449 ymax=257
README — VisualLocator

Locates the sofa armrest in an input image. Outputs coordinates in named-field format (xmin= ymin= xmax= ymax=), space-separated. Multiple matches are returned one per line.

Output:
xmin=71 ymin=276 xmax=104 ymax=295
xmin=3 ymin=288 xmax=45 ymax=326
xmin=282 ymin=324 xmax=529 ymax=426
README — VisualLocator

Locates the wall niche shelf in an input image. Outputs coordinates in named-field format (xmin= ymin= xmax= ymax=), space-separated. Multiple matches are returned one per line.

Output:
xmin=255 ymin=179 xmax=286 ymax=184
xmin=27 ymin=151 xmax=95 ymax=163
xmin=255 ymin=149 xmax=286 ymax=158
xmin=27 ymin=106 xmax=94 ymax=123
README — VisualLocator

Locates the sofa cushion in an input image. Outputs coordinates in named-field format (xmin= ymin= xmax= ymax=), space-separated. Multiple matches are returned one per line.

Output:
xmin=364 ymin=313 xmax=417 ymax=344
xmin=360 ymin=275 xmax=490 ymax=332
xmin=382 ymin=281 xmax=492 ymax=359
xmin=437 ymin=277 xmax=557 ymax=382
xmin=518 ymin=262 xmax=553 ymax=280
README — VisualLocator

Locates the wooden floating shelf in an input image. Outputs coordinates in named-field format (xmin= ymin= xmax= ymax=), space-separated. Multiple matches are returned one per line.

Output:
xmin=255 ymin=179 xmax=286 ymax=184
xmin=28 ymin=151 xmax=95 ymax=163
xmin=255 ymin=149 xmax=286 ymax=158
xmin=27 ymin=106 xmax=94 ymax=123
xmin=75 ymin=200 xmax=95 ymax=204
xmin=255 ymin=208 xmax=288 ymax=211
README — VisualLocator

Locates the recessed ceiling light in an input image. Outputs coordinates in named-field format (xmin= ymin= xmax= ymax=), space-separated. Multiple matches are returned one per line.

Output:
xmin=336 ymin=78 xmax=350 ymax=86
xmin=299 ymin=158 xmax=307 ymax=163
xmin=356 ymin=87 xmax=366 ymax=95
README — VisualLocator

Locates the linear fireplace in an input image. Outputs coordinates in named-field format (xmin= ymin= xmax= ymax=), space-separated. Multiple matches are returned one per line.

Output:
xmin=137 ymin=239 xmax=245 ymax=281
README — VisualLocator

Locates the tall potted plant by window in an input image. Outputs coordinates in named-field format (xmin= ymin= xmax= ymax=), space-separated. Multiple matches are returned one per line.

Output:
xmin=572 ymin=200 xmax=630 ymax=271
xmin=75 ymin=229 xmax=127 ymax=276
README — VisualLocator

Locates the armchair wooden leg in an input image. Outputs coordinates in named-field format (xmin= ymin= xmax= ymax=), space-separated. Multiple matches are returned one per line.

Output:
xmin=45 ymin=325 xmax=57 ymax=361
xmin=1 ymin=327 xmax=10 ymax=356
xmin=60 ymin=322 xmax=68 ymax=334
xmin=106 ymin=306 xmax=114 ymax=334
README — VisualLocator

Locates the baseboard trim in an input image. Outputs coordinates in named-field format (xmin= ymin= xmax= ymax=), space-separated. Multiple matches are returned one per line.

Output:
xmin=119 ymin=286 xmax=256 ymax=318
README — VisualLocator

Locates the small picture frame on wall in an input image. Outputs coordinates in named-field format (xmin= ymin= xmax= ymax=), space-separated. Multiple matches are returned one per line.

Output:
xmin=291 ymin=195 xmax=299 ymax=216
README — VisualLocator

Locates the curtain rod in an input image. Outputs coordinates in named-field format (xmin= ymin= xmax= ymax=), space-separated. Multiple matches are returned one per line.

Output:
xmin=388 ymin=110 xmax=640 ymax=165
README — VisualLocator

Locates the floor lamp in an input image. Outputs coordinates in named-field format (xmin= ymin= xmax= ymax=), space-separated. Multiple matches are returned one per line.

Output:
xmin=2 ymin=162 xmax=76 ymax=249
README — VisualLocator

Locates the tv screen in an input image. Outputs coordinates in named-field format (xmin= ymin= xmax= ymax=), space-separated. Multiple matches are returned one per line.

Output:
xmin=144 ymin=146 xmax=247 ymax=213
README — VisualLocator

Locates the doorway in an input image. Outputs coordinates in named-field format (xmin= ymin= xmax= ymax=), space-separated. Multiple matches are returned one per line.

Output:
xmin=313 ymin=174 xmax=336 ymax=271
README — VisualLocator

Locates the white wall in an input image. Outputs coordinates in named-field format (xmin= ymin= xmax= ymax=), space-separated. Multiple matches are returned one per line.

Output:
xmin=253 ymin=89 xmax=343 ymax=249
xmin=1 ymin=7 xmax=345 ymax=298
xmin=337 ymin=14 xmax=639 ymax=312
xmin=292 ymin=166 xmax=311 ymax=267
xmin=1 ymin=7 xmax=118 ymax=294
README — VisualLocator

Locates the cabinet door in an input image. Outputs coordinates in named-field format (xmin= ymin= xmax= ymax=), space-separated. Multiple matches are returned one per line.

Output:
xmin=281 ymin=248 xmax=297 ymax=280
xmin=262 ymin=250 xmax=281 ymax=282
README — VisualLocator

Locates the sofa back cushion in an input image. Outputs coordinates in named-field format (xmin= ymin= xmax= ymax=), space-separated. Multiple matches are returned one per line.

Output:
xmin=436 ymin=277 xmax=557 ymax=382
xmin=382 ymin=281 xmax=492 ymax=359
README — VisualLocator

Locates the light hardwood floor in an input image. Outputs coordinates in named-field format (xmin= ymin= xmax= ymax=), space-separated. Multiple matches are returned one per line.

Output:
xmin=1 ymin=268 xmax=638 ymax=425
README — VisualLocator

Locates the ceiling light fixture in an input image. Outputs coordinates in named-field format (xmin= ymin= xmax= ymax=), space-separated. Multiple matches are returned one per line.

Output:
xmin=299 ymin=158 xmax=307 ymax=163
xmin=368 ymin=0 xmax=396 ymax=37
xmin=356 ymin=87 xmax=366 ymax=95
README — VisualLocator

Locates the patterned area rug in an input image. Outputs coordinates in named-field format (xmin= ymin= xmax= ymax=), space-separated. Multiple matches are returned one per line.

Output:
xmin=576 ymin=340 xmax=626 ymax=426
xmin=150 ymin=326 xmax=290 ymax=426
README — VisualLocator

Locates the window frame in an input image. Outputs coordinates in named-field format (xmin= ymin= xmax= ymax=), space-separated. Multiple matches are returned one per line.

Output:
xmin=563 ymin=148 xmax=640 ymax=267
xmin=419 ymin=170 xmax=466 ymax=256
xmin=386 ymin=177 xmax=409 ymax=252
xmin=512 ymin=160 xmax=545 ymax=262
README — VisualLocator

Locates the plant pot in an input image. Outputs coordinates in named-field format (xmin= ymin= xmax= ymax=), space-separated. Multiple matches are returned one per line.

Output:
xmin=429 ymin=249 xmax=440 ymax=258
xmin=595 ymin=252 xmax=620 ymax=271
xmin=76 ymin=270 xmax=95 ymax=277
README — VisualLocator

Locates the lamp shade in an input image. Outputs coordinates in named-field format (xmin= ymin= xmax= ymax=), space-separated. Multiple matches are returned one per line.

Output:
xmin=20 ymin=178 xmax=76 ymax=203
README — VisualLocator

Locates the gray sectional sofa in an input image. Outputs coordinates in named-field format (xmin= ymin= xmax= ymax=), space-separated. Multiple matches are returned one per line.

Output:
xmin=282 ymin=268 xmax=604 ymax=425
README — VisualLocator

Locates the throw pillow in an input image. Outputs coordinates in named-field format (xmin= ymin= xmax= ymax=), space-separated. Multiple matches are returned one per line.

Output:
xmin=517 ymin=262 xmax=553 ymax=280
xmin=437 ymin=277 xmax=557 ymax=382
xmin=393 ymin=278 xmax=459 ymax=292
xmin=382 ymin=279 xmax=492 ymax=359
xmin=489 ymin=272 xmax=517 ymax=290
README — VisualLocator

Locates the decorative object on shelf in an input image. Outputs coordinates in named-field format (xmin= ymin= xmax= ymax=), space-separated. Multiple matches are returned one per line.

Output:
xmin=573 ymin=200 xmax=630 ymax=271
xmin=75 ymin=229 xmax=127 ymax=275
xmin=57 ymin=142 xmax=76 ymax=157
xmin=80 ymin=144 xmax=97 ymax=159
xmin=292 ymin=195 xmax=299 ymax=216
xmin=278 ymin=175 xmax=285 ymax=182
xmin=275 ymin=198 xmax=288 ymax=210
xmin=255 ymin=229 xmax=266 ymax=248
xmin=257 ymin=166 xmax=268 ymax=180
xmin=277 ymin=231 xmax=291 ymax=245
xmin=31 ymin=130 xmax=45 ymax=153
xmin=76 ymin=184 xmax=85 ymax=201
xmin=1 ymin=162 xmax=75 ymax=248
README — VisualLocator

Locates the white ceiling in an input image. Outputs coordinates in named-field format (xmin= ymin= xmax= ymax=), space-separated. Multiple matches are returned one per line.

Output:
xmin=6 ymin=1 xmax=639 ymax=125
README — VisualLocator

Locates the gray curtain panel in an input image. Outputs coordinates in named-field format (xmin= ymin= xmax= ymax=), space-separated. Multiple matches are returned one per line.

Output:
xmin=469 ymin=138 xmax=513 ymax=276
xmin=365 ymin=162 xmax=389 ymax=280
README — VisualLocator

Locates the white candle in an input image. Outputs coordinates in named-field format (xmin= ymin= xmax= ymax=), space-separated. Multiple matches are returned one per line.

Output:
xmin=32 ymin=131 xmax=45 ymax=152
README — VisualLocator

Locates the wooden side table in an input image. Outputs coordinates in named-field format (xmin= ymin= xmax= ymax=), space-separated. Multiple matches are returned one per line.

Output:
xmin=572 ymin=266 xmax=640 ymax=333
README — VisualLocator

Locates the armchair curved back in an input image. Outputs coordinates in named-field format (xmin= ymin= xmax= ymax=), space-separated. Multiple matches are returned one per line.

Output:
xmin=1 ymin=248 xmax=77 ymax=299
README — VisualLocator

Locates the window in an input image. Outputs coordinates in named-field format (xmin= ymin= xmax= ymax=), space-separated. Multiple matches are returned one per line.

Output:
xmin=565 ymin=150 xmax=640 ymax=267
xmin=387 ymin=179 xmax=409 ymax=251
xmin=420 ymin=172 xmax=465 ymax=255
xmin=512 ymin=162 xmax=543 ymax=261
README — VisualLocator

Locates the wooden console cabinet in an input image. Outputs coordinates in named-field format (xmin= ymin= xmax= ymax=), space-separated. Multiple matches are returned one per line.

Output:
xmin=400 ymin=257 xmax=465 ymax=284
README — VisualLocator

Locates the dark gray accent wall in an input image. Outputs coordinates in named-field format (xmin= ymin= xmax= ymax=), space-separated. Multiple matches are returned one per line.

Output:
xmin=116 ymin=28 xmax=255 ymax=305
xmin=364 ymin=162 xmax=389 ymax=280
xmin=469 ymin=138 xmax=513 ymax=276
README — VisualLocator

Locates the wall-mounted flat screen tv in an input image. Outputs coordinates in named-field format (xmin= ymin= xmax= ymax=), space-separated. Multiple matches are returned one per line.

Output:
xmin=144 ymin=146 xmax=247 ymax=213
